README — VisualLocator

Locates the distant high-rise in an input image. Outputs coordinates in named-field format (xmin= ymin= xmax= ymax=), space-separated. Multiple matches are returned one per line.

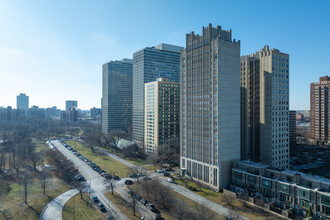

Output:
xmin=65 ymin=100 xmax=77 ymax=112
xmin=180 ymin=24 xmax=241 ymax=190
xmin=133 ymin=43 xmax=182 ymax=147
xmin=310 ymin=76 xmax=330 ymax=144
xmin=17 ymin=93 xmax=29 ymax=111
xmin=144 ymin=78 xmax=180 ymax=154
xmin=241 ymin=46 xmax=290 ymax=169
xmin=102 ymin=59 xmax=133 ymax=133
xmin=90 ymin=107 xmax=102 ymax=120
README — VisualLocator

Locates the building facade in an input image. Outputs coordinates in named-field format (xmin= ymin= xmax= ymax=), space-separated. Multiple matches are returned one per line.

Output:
xmin=289 ymin=110 xmax=297 ymax=153
xmin=231 ymin=160 xmax=330 ymax=219
xmin=180 ymin=24 xmax=241 ymax=190
xmin=65 ymin=100 xmax=77 ymax=112
xmin=90 ymin=107 xmax=102 ymax=120
xmin=310 ymin=76 xmax=330 ymax=144
xmin=133 ymin=43 xmax=182 ymax=147
xmin=17 ymin=93 xmax=29 ymax=114
xmin=144 ymin=78 xmax=180 ymax=154
xmin=241 ymin=46 xmax=290 ymax=169
xmin=102 ymin=59 xmax=133 ymax=133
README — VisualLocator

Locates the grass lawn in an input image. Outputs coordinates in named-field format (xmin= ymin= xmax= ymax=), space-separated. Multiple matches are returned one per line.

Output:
xmin=62 ymin=192 xmax=107 ymax=220
xmin=65 ymin=141 xmax=130 ymax=178
xmin=174 ymin=178 xmax=283 ymax=220
xmin=0 ymin=176 xmax=70 ymax=220
xmin=129 ymin=183 xmax=225 ymax=220
xmin=105 ymin=192 xmax=141 ymax=220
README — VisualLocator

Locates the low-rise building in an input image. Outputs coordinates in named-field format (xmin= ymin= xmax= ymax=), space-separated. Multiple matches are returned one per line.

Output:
xmin=231 ymin=160 xmax=330 ymax=219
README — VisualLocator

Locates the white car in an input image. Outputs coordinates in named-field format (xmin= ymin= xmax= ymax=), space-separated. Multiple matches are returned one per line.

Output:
xmin=157 ymin=169 xmax=164 ymax=173
xmin=166 ymin=177 xmax=174 ymax=182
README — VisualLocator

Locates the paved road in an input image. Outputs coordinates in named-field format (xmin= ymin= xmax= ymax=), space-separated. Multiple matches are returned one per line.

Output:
xmin=40 ymin=188 xmax=79 ymax=220
xmin=50 ymin=140 xmax=128 ymax=220
xmin=50 ymin=140 xmax=155 ymax=220
xmin=97 ymin=147 xmax=249 ymax=220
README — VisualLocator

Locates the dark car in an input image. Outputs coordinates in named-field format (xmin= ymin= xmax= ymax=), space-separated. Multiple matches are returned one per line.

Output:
xmin=74 ymin=174 xmax=85 ymax=181
xmin=164 ymin=167 xmax=172 ymax=171
xmin=125 ymin=180 xmax=134 ymax=185
xmin=98 ymin=202 xmax=106 ymax=212
xmin=113 ymin=176 xmax=120 ymax=181
xmin=92 ymin=195 xmax=99 ymax=203
xmin=129 ymin=174 xmax=139 ymax=178
xmin=163 ymin=172 xmax=170 ymax=177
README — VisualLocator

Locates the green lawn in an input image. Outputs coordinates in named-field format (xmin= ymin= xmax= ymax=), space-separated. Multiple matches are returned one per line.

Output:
xmin=65 ymin=141 xmax=130 ymax=178
xmin=0 ymin=176 xmax=70 ymax=220
xmin=174 ymin=178 xmax=282 ymax=220
xmin=62 ymin=193 xmax=106 ymax=220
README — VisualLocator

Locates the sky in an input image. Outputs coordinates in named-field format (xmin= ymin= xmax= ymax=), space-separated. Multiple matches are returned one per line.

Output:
xmin=0 ymin=0 xmax=329 ymax=110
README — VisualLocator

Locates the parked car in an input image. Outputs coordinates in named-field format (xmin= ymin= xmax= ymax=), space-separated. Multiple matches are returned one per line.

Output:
xmin=125 ymin=180 xmax=134 ymax=185
xmin=74 ymin=174 xmax=85 ymax=181
xmin=113 ymin=176 xmax=120 ymax=181
xmin=98 ymin=202 xmax=106 ymax=212
xmin=164 ymin=167 xmax=172 ymax=171
xmin=166 ymin=177 xmax=174 ymax=183
xmin=140 ymin=199 xmax=148 ymax=205
xmin=163 ymin=172 xmax=170 ymax=177
xmin=143 ymin=176 xmax=151 ymax=180
xmin=92 ymin=195 xmax=99 ymax=203
xmin=129 ymin=173 xmax=139 ymax=178
xmin=157 ymin=169 xmax=164 ymax=173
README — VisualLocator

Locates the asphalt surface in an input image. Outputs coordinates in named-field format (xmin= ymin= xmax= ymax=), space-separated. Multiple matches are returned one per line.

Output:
xmin=45 ymin=140 xmax=128 ymax=220
xmin=47 ymin=140 xmax=156 ymax=220
xmin=97 ymin=147 xmax=249 ymax=220
xmin=40 ymin=188 xmax=79 ymax=220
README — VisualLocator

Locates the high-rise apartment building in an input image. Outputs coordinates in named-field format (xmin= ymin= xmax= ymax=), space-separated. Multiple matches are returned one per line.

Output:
xmin=289 ymin=110 xmax=296 ymax=152
xmin=102 ymin=59 xmax=133 ymax=133
xmin=180 ymin=24 xmax=241 ymax=190
xmin=17 ymin=93 xmax=29 ymax=112
xmin=65 ymin=100 xmax=77 ymax=112
xmin=241 ymin=46 xmax=290 ymax=169
xmin=310 ymin=76 xmax=330 ymax=144
xmin=133 ymin=43 xmax=182 ymax=147
xmin=144 ymin=78 xmax=180 ymax=154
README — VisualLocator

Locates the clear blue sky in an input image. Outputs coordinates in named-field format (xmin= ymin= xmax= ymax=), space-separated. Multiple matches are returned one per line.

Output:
xmin=0 ymin=0 xmax=329 ymax=110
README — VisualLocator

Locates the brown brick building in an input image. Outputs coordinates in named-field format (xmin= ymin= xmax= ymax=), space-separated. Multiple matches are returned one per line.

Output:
xmin=310 ymin=76 xmax=330 ymax=144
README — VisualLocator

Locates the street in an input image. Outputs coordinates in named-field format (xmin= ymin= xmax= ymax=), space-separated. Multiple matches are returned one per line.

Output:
xmin=50 ymin=140 xmax=155 ymax=220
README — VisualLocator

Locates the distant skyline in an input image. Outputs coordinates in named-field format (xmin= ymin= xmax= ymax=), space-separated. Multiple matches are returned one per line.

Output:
xmin=1 ymin=0 xmax=329 ymax=110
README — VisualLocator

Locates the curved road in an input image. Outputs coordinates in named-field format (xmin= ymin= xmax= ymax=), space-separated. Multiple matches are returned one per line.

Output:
xmin=40 ymin=188 xmax=79 ymax=220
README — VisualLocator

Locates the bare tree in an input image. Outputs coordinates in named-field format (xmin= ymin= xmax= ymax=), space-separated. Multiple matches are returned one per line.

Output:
xmin=21 ymin=171 xmax=31 ymax=204
xmin=104 ymin=176 xmax=116 ymax=196
xmin=138 ymin=174 xmax=152 ymax=198
xmin=170 ymin=200 xmax=194 ymax=220
xmin=128 ymin=190 xmax=137 ymax=216
xmin=147 ymin=154 xmax=159 ymax=172
xmin=74 ymin=181 xmax=84 ymax=199
xmin=29 ymin=151 xmax=41 ymax=170
xmin=39 ymin=168 xmax=50 ymax=195
xmin=228 ymin=210 xmax=242 ymax=220
xmin=156 ymin=181 xmax=174 ymax=210
xmin=193 ymin=201 xmax=215 ymax=220
xmin=222 ymin=194 xmax=234 ymax=207
xmin=12 ymin=156 xmax=21 ymax=177
xmin=0 ymin=209 xmax=8 ymax=220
